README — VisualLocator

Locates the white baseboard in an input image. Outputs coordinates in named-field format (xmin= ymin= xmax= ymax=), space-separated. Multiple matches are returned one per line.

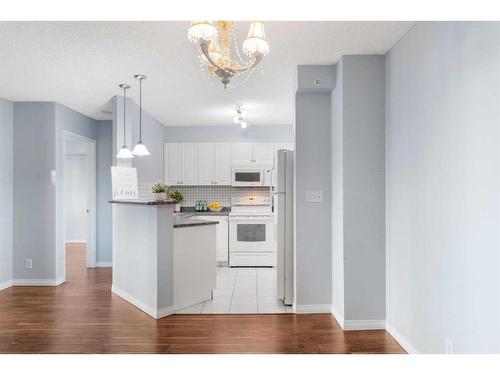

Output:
xmin=0 ymin=279 xmax=13 ymax=291
xmin=65 ymin=239 xmax=87 ymax=244
xmin=331 ymin=306 xmax=345 ymax=329
xmin=343 ymin=319 xmax=386 ymax=331
xmin=385 ymin=321 xmax=419 ymax=354
xmin=157 ymin=305 xmax=175 ymax=319
xmin=295 ymin=304 xmax=332 ymax=314
xmin=12 ymin=277 xmax=65 ymax=286
xmin=96 ymin=262 xmax=112 ymax=267
xmin=112 ymin=284 xmax=174 ymax=319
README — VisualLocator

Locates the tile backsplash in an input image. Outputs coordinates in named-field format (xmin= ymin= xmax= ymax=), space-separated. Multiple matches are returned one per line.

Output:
xmin=139 ymin=183 xmax=270 ymax=207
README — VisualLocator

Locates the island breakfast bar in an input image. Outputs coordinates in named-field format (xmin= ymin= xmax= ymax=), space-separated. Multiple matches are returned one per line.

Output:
xmin=110 ymin=200 xmax=217 ymax=319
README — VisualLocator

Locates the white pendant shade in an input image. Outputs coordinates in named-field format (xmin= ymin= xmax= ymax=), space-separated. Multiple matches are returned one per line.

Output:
xmin=132 ymin=141 xmax=150 ymax=156
xmin=117 ymin=145 xmax=134 ymax=159
xmin=188 ymin=21 xmax=218 ymax=43
xmin=243 ymin=21 xmax=269 ymax=56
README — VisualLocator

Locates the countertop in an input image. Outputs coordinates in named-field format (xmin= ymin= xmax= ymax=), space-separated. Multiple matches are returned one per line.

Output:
xmin=109 ymin=199 xmax=176 ymax=205
xmin=179 ymin=206 xmax=231 ymax=215
xmin=174 ymin=215 xmax=219 ymax=228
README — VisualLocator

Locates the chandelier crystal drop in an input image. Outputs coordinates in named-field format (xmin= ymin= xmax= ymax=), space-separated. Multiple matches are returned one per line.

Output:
xmin=188 ymin=21 xmax=269 ymax=88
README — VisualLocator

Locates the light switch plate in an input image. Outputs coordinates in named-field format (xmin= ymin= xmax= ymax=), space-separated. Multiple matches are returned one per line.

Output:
xmin=306 ymin=190 xmax=323 ymax=203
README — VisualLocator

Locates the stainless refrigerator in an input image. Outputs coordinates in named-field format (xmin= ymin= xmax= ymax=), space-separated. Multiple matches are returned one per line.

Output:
xmin=276 ymin=149 xmax=294 ymax=306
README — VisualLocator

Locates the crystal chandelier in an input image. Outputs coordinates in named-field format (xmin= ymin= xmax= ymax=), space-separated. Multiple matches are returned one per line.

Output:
xmin=188 ymin=21 xmax=269 ymax=88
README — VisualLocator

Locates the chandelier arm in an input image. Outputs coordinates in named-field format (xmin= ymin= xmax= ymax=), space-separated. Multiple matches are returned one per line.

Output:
xmin=200 ymin=40 xmax=226 ymax=71
xmin=231 ymin=54 xmax=263 ymax=73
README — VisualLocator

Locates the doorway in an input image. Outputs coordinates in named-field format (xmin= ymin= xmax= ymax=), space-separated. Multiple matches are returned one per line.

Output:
xmin=63 ymin=131 xmax=97 ymax=275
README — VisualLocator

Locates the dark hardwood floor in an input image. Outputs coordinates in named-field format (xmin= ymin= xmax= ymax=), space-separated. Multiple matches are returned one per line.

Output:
xmin=0 ymin=244 xmax=405 ymax=354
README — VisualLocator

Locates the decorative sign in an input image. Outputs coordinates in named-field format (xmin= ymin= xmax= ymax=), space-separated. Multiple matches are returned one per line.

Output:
xmin=111 ymin=167 xmax=138 ymax=200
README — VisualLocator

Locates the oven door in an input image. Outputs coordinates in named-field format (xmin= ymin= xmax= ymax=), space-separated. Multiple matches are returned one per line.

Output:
xmin=231 ymin=168 xmax=263 ymax=187
xmin=229 ymin=216 xmax=274 ymax=252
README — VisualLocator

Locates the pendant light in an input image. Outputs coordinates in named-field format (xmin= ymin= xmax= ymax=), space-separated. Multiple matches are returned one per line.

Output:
xmin=132 ymin=74 xmax=150 ymax=156
xmin=116 ymin=84 xmax=134 ymax=159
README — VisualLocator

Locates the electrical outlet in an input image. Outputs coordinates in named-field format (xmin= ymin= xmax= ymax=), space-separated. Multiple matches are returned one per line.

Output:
xmin=445 ymin=339 xmax=455 ymax=354
xmin=25 ymin=259 xmax=32 ymax=269
xmin=306 ymin=190 xmax=323 ymax=203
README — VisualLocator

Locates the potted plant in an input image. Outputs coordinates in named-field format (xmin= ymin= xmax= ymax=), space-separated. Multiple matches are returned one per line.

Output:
xmin=169 ymin=190 xmax=184 ymax=212
xmin=152 ymin=182 xmax=168 ymax=201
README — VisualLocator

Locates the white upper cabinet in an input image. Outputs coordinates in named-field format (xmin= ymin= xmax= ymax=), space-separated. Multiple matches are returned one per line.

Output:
xmin=181 ymin=143 xmax=198 ymax=185
xmin=164 ymin=143 xmax=198 ymax=185
xmin=231 ymin=143 xmax=253 ymax=164
xmin=252 ymin=143 xmax=274 ymax=164
xmin=214 ymin=143 xmax=232 ymax=184
xmin=198 ymin=143 xmax=215 ymax=185
xmin=164 ymin=143 xmax=181 ymax=185
xmin=232 ymin=143 xmax=274 ymax=164
xmin=165 ymin=142 xmax=285 ymax=186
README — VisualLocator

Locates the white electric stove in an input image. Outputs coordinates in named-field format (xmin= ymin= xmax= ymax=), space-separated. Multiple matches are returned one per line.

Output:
xmin=229 ymin=196 xmax=276 ymax=267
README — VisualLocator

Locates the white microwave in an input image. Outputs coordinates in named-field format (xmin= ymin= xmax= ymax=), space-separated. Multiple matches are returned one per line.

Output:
xmin=231 ymin=166 xmax=273 ymax=187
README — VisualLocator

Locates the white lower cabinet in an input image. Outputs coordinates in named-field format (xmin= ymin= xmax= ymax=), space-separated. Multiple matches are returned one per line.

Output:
xmin=195 ymin=215 xmax=229 ymax=262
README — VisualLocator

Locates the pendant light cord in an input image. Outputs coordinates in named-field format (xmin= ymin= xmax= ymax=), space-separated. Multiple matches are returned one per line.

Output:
xmin=139 ymin=79 xmax=142 ymax=142
xmin=123 ymin=86 xmax=127 ymax=145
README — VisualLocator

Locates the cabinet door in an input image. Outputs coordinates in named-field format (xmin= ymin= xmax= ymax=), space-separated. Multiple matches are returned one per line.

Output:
xmin=198 ymin=143 xmax=215 ymax=185
xmin=214 ymin=143 xmax=232 ymax=185
xmin=181 ymin=143 xmax=198 ymax=185
xmin=252 ymin=143 xmax=274 ymax=164
xmin=231 ymin=143 xmax=253 ymax=164
xmin=164 ymin=143 xmax=181 ymax=185
xmin=215 ymin=217 xmax=229 ymax=262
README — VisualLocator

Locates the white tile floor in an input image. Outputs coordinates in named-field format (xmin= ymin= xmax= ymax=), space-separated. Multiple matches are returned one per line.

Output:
xmin=176 ymin=267 xmax=293 ymax=314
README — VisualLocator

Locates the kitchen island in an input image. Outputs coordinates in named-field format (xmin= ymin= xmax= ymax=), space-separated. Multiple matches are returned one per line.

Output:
xmin=110 ymin=200 xmax=217 ymax=319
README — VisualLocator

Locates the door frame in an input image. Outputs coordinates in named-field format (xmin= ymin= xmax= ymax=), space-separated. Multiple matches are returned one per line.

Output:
xmin=63 ymin=130 xmax=97 ymax=269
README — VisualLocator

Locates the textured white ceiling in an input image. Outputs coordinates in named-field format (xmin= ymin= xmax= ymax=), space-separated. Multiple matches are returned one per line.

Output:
xmin=0 ymin=21 xmax=414 ymax=126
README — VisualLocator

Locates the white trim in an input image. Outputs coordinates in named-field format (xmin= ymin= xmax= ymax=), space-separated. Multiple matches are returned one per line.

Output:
xmin=343 ymin=319 xmax=386 ymax=331
xmin=96 ymin=262 xmax=112 ymax=267
xmin=112 ymin=284 xmax=174 ymax=319
xmin=12 ymin=277 xmax=65 ymax=286
xmin=0 ymin=279 xmax=13 ymax=291
xmin=157 ymin=306 xmax=175 ymax=319
xmin=65 ymin=239 xmax=87 ymax=244
xmin=63 ymin=130 xmax=97 ymax=271
xmin=385 ymin=321 xmax=419 ymax=354
xmin=331 ymin=306 xmax=345 ymax=329
xmin=295 ymin=304 xmax=332 ymax=313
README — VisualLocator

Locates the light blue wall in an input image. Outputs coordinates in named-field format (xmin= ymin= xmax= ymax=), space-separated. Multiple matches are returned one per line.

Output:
xmin=12 ymin=102 xmax=112 ymax=280
xmin=0 ymin=98 xmax=13 ymax=285
xmin=96 ymin=120 xmax=113 ymax=263
xmin=164 ymin=125 xmax=293 ymax=143
xmin=331 ymin=60 xmax=344 ymax=319
xmin=295 ymin=89 xmax=333 ymax=307
xmin=13 ymin=102 xmax=57 ymax=280
xmin=386 ymin=22 xmax=500 ymax=353
xmin=336 ymin=56 xmax=386 ymax=322
xmin=113 ymin=95 xmax=166 ymax=184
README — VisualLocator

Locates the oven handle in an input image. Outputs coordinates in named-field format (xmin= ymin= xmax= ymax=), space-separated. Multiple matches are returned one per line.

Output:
xmin=229 ymin=216 xmax=274 ymax=219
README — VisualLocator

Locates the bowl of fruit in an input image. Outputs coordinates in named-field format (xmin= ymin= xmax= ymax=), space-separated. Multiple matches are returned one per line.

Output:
xmin=208 ymin=202 xmax=223 ymax=212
